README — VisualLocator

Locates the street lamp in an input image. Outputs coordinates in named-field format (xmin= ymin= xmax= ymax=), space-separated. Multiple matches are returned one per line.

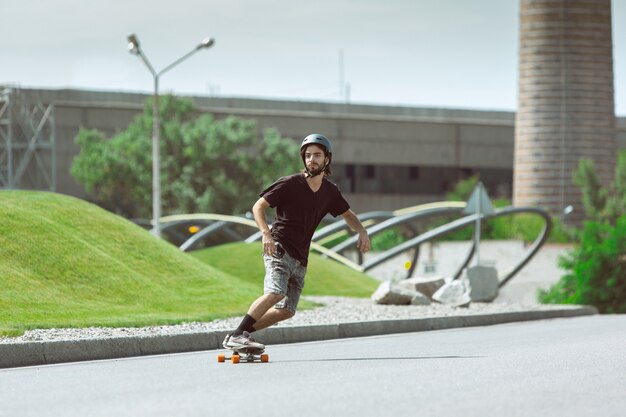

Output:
xmin=127 ymin=33 xmax=215 ymax=238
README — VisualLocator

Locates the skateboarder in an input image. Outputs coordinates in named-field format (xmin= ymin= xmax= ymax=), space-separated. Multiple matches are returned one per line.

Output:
xmin=223 ymin=133 xmax=371 ymax=349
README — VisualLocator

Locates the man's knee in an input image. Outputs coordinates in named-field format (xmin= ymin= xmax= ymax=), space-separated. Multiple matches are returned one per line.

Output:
xmin=265 ymin=292 xmax=285 ymax=304
xmin=280 ymin=309 xmax=295 ymax=319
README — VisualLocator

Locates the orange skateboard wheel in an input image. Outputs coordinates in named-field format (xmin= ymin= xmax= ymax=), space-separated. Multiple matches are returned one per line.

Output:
xmin=231 ymin=354 xmax=241 ymax=364
xmin=260 ymin=354 xmax=269 ymax=363
xmin=217 ymin=354 xmax=226 ymax=363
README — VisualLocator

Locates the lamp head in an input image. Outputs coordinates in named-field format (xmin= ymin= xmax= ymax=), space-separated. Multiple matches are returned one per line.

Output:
xmin=127 ymin=34 xmax=140 ymax=55
xmin=198 ymin=37 xmax=215 ymax=50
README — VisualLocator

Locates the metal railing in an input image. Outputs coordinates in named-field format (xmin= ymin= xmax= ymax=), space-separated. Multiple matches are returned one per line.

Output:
xmin=156 ymin=202 xmax=552 ymax=288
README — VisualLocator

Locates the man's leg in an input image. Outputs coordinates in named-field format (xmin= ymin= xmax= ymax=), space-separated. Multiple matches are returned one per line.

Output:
xmin=247 ymin=293 xmax=285 ymax=320
xmin=225 ymin=251 xmax=301 ymax=348
xmin=230 ymin=292 xmax=284 ymax=337
xmin=253 ymin=307 xmax=294 ymax=331
xmin=253 ymin=260 xmax=305 ymax=332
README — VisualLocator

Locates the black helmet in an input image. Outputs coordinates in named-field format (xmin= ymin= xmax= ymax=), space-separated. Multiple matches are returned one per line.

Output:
xmin=300 ymin=134 xmax=332 ymax=155
xmin=300 ymin=133 xmax=333 ymax=177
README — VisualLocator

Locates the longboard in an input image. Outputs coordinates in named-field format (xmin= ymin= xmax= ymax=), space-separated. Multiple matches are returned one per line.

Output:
xmin=218 ymin=346 xmax=269 ymax=364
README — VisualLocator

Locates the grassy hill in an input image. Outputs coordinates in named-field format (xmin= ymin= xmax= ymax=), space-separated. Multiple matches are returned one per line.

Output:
xmin=0 ymin=191 xmax=378 ymax=337
xmin=0 ymin=191 xmax=262 ymax=336
xmin=191 ymin=242 xmax=379 ymax=298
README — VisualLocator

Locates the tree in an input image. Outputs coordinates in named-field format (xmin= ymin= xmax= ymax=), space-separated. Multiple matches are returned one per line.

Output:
xmin=71 ymin=95 xmax=300 ymax=218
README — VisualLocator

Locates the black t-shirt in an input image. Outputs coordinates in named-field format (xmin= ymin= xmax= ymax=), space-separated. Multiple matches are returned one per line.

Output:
xmin=260 ymin=173 xmax=350 ymax=266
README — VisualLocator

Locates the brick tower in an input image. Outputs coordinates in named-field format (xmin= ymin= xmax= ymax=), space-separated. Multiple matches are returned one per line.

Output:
xmin=513 ymin=0 xmax=617 ymax=223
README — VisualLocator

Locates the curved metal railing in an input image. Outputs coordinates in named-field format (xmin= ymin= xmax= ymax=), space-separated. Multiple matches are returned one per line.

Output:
xmin=155 ymin=203 xmax=552 ymax=288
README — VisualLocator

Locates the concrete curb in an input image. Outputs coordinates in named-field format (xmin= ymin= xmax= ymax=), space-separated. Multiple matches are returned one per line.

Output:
xmin=0 ymin=306 xmax=597 ymax=369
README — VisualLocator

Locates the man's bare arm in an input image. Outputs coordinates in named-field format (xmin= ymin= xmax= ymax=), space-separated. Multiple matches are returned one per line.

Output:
xmin=252 ymin=197 xmax=276 ymax=256
xmin=340 ymin=209 xmax=371 ymax=253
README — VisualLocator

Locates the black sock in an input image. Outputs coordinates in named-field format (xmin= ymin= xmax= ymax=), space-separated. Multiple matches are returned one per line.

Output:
xmin=233 ymin=314 xmax=256 ymax=336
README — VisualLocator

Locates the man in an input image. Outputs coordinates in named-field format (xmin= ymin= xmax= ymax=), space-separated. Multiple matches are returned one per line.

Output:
xmin=223 ymin=133 xmax=371 ymax=349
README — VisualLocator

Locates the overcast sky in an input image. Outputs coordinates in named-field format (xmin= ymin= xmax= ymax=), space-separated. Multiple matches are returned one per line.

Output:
xmin=1 ymin=0 xmax=625 ymax=115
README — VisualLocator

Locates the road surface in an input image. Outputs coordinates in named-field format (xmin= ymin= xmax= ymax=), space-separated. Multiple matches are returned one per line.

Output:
xmin=1 ymin=315 xmax=624 ymax=417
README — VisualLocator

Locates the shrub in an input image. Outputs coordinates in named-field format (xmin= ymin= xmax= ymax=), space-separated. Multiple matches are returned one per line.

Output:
xmin=434 ymin=203 xmax=573 ymax=244
xmin=370 ymin=227 xmax=406 ymax=251
xmin=539 ymin=216 xmax=626 ymax=313
xmin=321 ymin=227 xmax=408 ymax=252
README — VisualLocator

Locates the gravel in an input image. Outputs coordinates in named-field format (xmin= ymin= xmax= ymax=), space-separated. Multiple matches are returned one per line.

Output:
xmin=1 ymin=242 xmax=574 ymax=345
xmin=0 ymin=296 xmax=572 ymax=345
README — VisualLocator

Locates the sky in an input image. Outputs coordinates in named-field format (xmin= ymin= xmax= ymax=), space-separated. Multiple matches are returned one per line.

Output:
xmin=1 ymin=0 xmax=625 ymax=115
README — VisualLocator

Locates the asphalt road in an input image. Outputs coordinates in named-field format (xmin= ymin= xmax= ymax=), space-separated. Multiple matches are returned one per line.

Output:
xmin=1 ymin=315 xmax=624 ymax=417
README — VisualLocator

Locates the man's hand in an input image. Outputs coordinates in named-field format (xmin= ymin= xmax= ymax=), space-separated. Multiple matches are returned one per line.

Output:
xmin=356 ymin=230 xmax=371 ymax=253
xmin=341 ymin=209 xmax=371 ymax=254
xmin=262 ymin=231 xmax=276 ymax=256
xmin=253 ymin=197 xmax=276 ymax=257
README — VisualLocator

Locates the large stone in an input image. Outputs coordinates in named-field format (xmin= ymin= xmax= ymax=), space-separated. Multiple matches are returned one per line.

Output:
xmin=432 ymin=279 xmax=471 ymax=308
xmin=467 ymin=265 xmax=499 ymax=302
xmin=398 ymin=276 xmax=446 ymax=299
xmin=410 ymin=292 xmax=432 ymax=306
xmin=371 ymin=281 xmax=429 ymax=305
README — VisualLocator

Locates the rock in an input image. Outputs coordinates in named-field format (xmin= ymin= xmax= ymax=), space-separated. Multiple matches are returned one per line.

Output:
xmin=398 ymin=276 xmax=446 ymax=299
xmin=467 ymin=265 xmax=499 ymax=302
xmin=372 ymin=281 xmax=429 ymax=305
xmin=432 ymin=279 xmax=471 ymax=307
xmin=410 ymin=292 xmax=432 ymax=305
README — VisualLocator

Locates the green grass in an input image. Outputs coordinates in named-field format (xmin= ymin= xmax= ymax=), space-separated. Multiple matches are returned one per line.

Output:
xmin=0 ymin=191 xmax=261 ymax=336
xmin=191 ymin=242 xmax=380 ymax=298
xmin=0 ymin=191 xmax=378 ymax=337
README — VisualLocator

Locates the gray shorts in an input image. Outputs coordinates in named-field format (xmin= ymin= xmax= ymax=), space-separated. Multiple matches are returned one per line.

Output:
xmin=263 ymin=246 xmax=307 ymax=314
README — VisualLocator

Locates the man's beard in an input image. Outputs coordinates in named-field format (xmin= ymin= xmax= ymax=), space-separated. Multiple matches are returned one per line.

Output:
xmin=307 ymin=163 xmax=324 ymax=176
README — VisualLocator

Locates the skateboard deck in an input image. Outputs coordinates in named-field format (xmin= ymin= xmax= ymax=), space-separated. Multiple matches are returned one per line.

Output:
xmin=218 ymin=346 xmax=269 ymax=364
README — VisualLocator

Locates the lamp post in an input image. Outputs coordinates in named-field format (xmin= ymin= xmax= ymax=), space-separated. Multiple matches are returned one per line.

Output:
xmin=127 ymin=34 xmax=215 ymax=238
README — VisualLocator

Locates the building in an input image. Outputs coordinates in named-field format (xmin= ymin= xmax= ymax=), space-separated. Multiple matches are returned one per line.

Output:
xmin=1 ymin=87 xmax=625 ymax=214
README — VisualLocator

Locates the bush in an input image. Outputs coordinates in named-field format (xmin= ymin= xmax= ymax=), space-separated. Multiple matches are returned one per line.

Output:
xmin=434 ymin=204 xmax=574 ymax=244
xmin=321 ymin=227 xmax=408 ymax=252
xmin=441 ymin=176 xmax=575 ymax=243
xmin=508 ymin=213 xmax=574 ymax=244
xmin=539 ymin=216 xmax=626 ymax=313
xmin=370 ymin=227 xmax=406 ymax=251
